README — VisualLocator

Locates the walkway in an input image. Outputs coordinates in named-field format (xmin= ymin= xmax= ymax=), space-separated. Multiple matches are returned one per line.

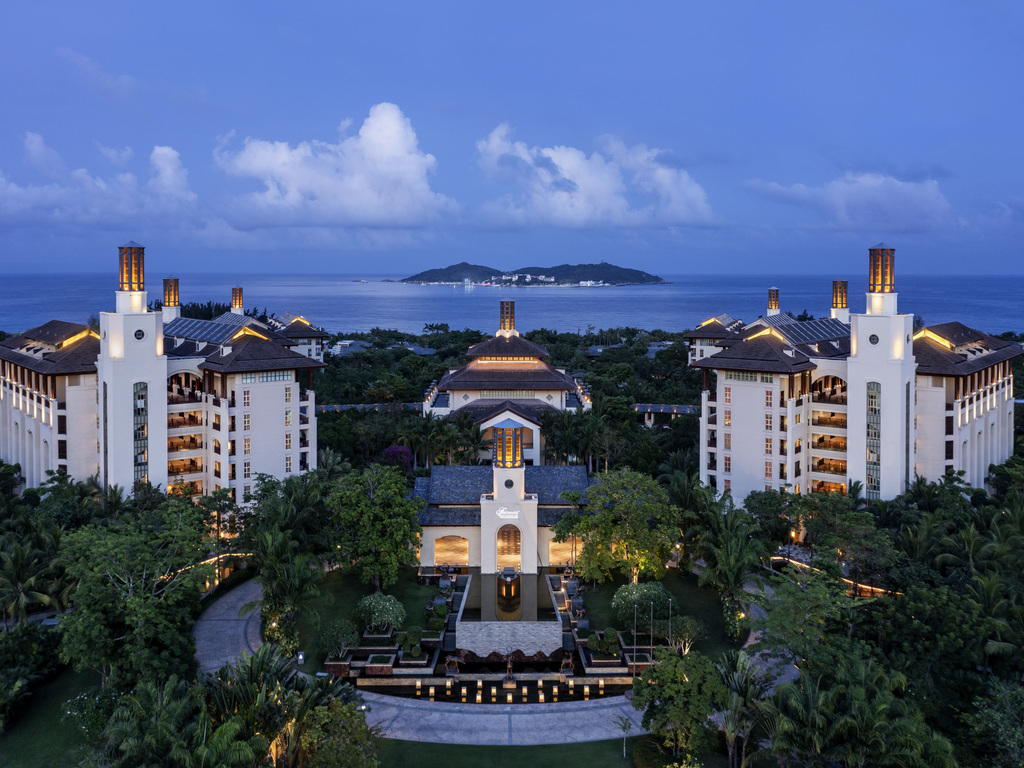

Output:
xmin=360 ymin=691 xmax=645 ymax=745
xmin=192 ymin=578 xmax=263 ymax=674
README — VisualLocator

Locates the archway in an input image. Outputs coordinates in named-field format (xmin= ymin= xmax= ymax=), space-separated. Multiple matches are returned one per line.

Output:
xmin=496 ymin=524 xmax=521 ymax=571
xmin=434 ymin=535 xmax=469 ymax=567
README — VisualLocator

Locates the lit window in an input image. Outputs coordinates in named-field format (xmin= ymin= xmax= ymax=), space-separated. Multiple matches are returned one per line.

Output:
xmin=243 ymin=413 xmax=251 ymax=431
xmin=285 ymin=409 xmax=292 ymax=427
xmin=765 ymin=414 xmax=773 ymax=431
xmin=243 ymin=389 xmax=250 ymax=407
xmin=795 ymin=484 xmax=801 ymax=495
xmin=765 ymin=438 xmax=772 ymax=455
xmin=724 ymin=456 xmax=731 ymax=473
xmin=723 ymin=479 xmax=731 ymax=491
xmin=285 ymin=433 xmax=292 ymax=450
xmin=765 ymin=484 xmax=772 ymax=492
xmin=795 ymin=413 xmax=801 ymax=424
xmin=724 ymin=433 xmax=731 ymax=450
xmin=243 ymin=461 xmax=251 ymax=479
xmin=765 ymin=461 xmax=773 ymax=479
xmin=724 ymin=387 xmax=732 ymax=404
xmin=285 ymin=387 xmax=292 ymax=403
xmin=724 ymin=410 xmax=731 ymax=427
xmin=244 ymin=437 xmax=251 ymax=455
xmin=765 ymin=390 xmax=773 ymax=408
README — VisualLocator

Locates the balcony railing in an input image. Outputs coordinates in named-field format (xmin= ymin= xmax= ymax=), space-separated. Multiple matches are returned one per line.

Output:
xmin=168 ymin=416 xmax=203 ymax=430
xmin=812 ymin=437 xmax=847 ymax=452
xmin=812 ymin=462 xmax=847 ymax=476
xmin=811 ymin=391 xmax=848 ymax=405
xmin=811 ymin=416 xmax=847 ymax=428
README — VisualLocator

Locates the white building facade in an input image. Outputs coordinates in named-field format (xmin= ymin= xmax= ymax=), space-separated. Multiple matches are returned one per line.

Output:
xmin=0 ymin=243 xmax=323 ymax=501
xmin=691 ymin=245 xmax=1019 ymax=502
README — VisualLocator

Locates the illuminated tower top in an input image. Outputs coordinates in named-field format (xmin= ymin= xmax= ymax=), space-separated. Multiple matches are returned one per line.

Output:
xmin=498 ymin=300 xmax=518 ymax=337
xmin=831 ymin=279 xmax=849 ymax=323
xmin=119 ymin=242 xmax=144 ymax=292
xmin=163 ymin=277 xmax=181 ymax=322
xmin=231 ymin=286 xmax=244 ymax=315
xmin=767 ymin=287 xmax=780 ymax=317
xmin=492 ymin=418 xmax=524 ymax=468
xmin=865 ymin=243 xmax=898 ymax=315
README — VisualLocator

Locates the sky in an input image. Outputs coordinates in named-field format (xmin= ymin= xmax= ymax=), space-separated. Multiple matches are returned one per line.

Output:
xmin=1 ymin=2 xmax=1023 ymax=276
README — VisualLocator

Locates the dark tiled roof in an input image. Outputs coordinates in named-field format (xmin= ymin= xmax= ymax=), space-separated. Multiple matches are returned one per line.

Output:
xmin=924 ymin=322 xmax=986 ymax=348
xmin=683 ymin=322 xmax=737 ymax=342
xmin=793 ymin=336 xmax=851 ymax=360
xmin=197 ymin=336 xmax=326 ymax=374
xmin=0 ymin=333 xmax=99 ymax=375
xmin=467 ymin=334 xmax=549 ymax=359
xmin=414 ymin=465 xmax=592 ymax=506
xmin=452 ymin=398 xmax=558 ymax=426
xmin=18 ymin=320 xmax=91 ymax=346
xmin=278 ymin=320 xmax=328 ymax=340
xmin=419 ymin=507 xmax=481 ymax=526
xmin=756 ymin=317 xmax=849 ymax=346
xmin=439 ymin=361 xmax=576 ymax=391
xmin=914 ymin=331 xmax=1022 ymax=377
xmin=691 ymin=335 xmax=816 ymax=374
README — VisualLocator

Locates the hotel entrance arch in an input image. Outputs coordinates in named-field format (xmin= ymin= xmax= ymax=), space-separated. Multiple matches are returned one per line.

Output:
xmin=496 ymin=524 xmax=521 ymax=571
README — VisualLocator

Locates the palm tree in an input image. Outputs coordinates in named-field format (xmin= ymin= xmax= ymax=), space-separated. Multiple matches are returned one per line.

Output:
xmin=100 ymin=675 xmax=202 ymax=768
xmin=0 ymin=541 xmax=54 ymax=628
xmin=715 ymin=650 xmax=770 ymax=768
xmin=935 ymin=524 xmax=998 ymax=577
xmin=757 ymin=675 xmax=838 ymax=766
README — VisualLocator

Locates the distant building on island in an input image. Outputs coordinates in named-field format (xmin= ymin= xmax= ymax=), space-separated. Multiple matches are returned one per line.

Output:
xmin=0 ymin=243 xmax=323 ymax=502
xmin=686 ymin=244 xmax=1020 ymax=503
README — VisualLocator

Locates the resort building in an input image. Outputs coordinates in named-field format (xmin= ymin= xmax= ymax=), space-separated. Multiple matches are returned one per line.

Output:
xmin=688 ymin=244 xmax=1019 ymax=502
xmin=424 ymin=301 xmax=591 ymax=466
xmin=0 ymin=242 xmax=323 ymax=501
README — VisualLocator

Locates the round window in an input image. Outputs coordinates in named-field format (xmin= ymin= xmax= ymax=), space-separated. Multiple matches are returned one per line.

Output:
xmin=504 ymin=479 xmax=514 ymax=489
xmin=868 ymin=334 xmax=879 ymax=345
xmin=134 ymin=329 xmax=145 ymax=340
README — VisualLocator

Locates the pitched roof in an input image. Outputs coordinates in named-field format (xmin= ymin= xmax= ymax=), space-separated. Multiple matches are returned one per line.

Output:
xmin=451 ymin=398 xmax=559 ymax=426
xmin=413 ymin=465 xmax=591 ymax=506
xmin=196 ymin=336 xmax=325 ymax=374
xmin=19 ymin=320 xmax=92 ymax=346
xmin=467 ymin=334 xmax=549 ymax=359
xmin=0 ymin=329 xmax=99 ymax=375
xmin=914 ymin=324 xmax=1022 ymax=376
xmin=438 ymin=360 xmax=577 ymax=391
xmin=755 ymin=316 xmax=850 ymax=346
xmin=691 ymin=334 xmax=816 ymax=374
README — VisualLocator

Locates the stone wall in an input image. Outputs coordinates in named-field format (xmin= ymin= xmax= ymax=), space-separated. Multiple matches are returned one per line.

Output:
xmin=455 ymin=621 xmax=563 ymax=657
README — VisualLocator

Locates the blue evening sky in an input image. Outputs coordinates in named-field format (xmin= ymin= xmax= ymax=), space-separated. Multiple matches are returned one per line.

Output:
xmin=1 ymin=2 xmax=1022 ymax=276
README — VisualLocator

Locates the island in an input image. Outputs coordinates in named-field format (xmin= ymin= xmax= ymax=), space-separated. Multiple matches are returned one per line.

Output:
xmin=402 ymin=261 xmax=666 ymax=286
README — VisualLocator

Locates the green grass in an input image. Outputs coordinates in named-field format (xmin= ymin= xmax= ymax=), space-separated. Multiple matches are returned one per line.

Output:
xmin=296 ymin=567 xmax=436 ymax=670
xmin=580 ymin=569 xmax=739 ymax=660
xmin=0 ymin=667 xmax=98 ymax=768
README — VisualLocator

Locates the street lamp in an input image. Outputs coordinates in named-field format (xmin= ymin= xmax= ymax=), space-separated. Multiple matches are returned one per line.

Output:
xmin=668 ymin=598 xmax=673 ymax=652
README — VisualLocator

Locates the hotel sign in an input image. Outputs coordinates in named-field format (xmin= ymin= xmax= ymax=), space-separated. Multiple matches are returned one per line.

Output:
xmin=496 ymin=506 xmax=520 ymax=520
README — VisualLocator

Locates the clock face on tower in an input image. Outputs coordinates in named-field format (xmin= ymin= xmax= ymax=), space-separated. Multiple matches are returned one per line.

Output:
xmin=869 ymin=334 xmax=879 ymax=345
xmin=134 ymin=329 xmax=145 ymax=340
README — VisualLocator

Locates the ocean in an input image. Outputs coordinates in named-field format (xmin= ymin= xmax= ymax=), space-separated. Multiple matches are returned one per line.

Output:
xmin=1 ymin=272 xmax=1021 ymax=337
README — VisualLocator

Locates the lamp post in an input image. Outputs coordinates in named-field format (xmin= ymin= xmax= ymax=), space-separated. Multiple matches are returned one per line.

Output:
xmin=633 ymin=604 xmax=637 ymax=661
xmin=668 ymin=598 xmax=673 ymax=652
xmin=649 ymin=601 xmax=654 ymax=661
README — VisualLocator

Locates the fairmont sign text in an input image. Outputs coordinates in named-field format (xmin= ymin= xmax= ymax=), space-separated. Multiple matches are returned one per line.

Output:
xmin=496 ymin=506 xmax=520 ymax=520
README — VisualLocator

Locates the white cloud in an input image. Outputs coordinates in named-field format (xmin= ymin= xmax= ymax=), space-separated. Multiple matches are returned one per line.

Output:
xmin=476 ymin=124 xmax=712 ymax=227
xmin=24 ymin=132 xmax=66 ymax=178
xmin=0 ymin=138 xmax=196 ymax=227
xmin=748 ymin=172 xmax=952 ymax=231
xmin=98 ymin=143 xmax=134 ymax=166
xmin=57 ymin=49 xmax=139 ymax=99
xmin=214 ymin=103 xmax=455 ymax=228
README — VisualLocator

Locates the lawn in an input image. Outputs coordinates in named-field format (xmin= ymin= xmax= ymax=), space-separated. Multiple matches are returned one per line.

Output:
xmin=295 ymin=567 xmax=436 ymax=671
xmin=579 ymin=569 xmax=740 ymax=659
xmin=377 ymin=737 xmax=732 ymax=767
xmin=0 ymin=667 xmax=97 ymax=768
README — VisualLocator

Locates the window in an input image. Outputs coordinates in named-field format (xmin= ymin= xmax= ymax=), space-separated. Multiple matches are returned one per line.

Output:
xmin=765 ymin=438 xmax=772 ymax=455
xmin=724 ymin=410 xmax=731 ymax=427
xmin=765 ymin=461 xmax=773 ymax=479
xmin=259 ymin=370 xmax=291 ymax=382
xmin=285 ymin=409 xmax=292 ymax=427
xmin=724 ymin=456 xmax=731 ymax=473
xmin=795 ymin=413 xmax=801 ymax=425
xmin=243 ymin=389 xmax=251 ymax=407
xmin=214 ymin=461 xmax=221 ymax=478
xmin=724 ymin=372 xmax=758 ymax=382
xmin=724 ymin=386 xmax=732 ymax=404
xmin=723 ymin=433 xmax=731 ymax=450
xmin=723 ymin=479 xmax=731 ymax=491
xmin=285 ymin=386 xmax=292 ymax=403
xmin=765 ymin=414 xmax=773 ymax=431
xmin=285 ymin=455 xmax=292 ymax=473
xmin=761 ymin=374 xmax=774 ymax=383
xmin=241 ymin=373 xmax=257 ymax=384
xmin=795 ymin=484 xmax=800 ymax=495
xmin=243 ymin=437 xmax=251 ymax=455
xmin=243 ymin=485 xmax=251 ymax=502
xmin=243 ymin=461 xmax=251 ymax=479
xmin=243 ymin=413 xmax=251 ymax=431
xmin=285 ymin=432 xmax=292 ymax=450
xmin=765 ymin=485 xmax=772 ymax=492
xmin=765 ymin=389 xmax=773 ymax=408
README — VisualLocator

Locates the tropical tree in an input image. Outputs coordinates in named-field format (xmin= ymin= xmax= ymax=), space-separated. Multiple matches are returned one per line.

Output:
xmin=715 ymin=650 xmax=770 ymax=768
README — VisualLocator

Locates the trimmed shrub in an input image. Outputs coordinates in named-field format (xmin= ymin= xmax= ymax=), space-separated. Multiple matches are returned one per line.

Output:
xmin=357 ymin=593 xmax=406 ymax=633
xmin=612 ymin=582 xmax=672 ymax=634
xmin=317 ymin=619 xmax=359 ymax=658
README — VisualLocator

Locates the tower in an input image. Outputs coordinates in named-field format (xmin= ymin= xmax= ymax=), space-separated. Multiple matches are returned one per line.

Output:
xmin=831 ymin=280 xmax=849 ymax=324
xmin=162 ymin=277 xmax=181 ymax=323
xmin=231 ymin=286 xmax=244 ymax=315
xmin=96 ymin=242 xmax=169 ymax=493
xmin=480 ymin=419 xmax=538 ymax=574
xmin=846 ymin=244 xmax=915 ymax=500
xmin=767 ymin=287 xmax=780 ymax=317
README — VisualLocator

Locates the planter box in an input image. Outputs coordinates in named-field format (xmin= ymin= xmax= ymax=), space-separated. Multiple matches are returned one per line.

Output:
xmin=364 ymin=654 xmax=395 ymax=676
xmin=324 ymin=657 xmax=350 ymax=677
xmin=420 ymin=631 xmax=443 ymax=649
xmin=362 ymin=626 xmax=394 ymax=642
xmin=396 ymin=648 xmax=432 ymax=667
xmin=626 ymin=652 xmax=653 ymax=675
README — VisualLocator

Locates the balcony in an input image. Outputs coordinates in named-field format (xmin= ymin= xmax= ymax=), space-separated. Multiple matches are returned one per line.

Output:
xmin=168 ymin=415 xmax=203 ymax=431
xmin=811 ymin=390 xmax=848 ymax=406
xmin=167 ymin=386 xmax=204 ymax=405
xmin=168 ymin=458 xmax=203 ymax=476
xmin=707 ymin=438 xmax=717 ymax=449
xmin=168 ymin=437 xmax=204 ymax=454
xmin=811 ymin=459 xmax=847 ymax=477
xmin=811 ymin=414 xmax=847 ymax=429
xmin=811 ymin=436 xmax=847 ymax=453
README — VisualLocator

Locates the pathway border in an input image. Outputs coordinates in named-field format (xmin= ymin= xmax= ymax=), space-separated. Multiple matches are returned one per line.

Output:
xmin=192 ymin=578 xmax=264 ymax=675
